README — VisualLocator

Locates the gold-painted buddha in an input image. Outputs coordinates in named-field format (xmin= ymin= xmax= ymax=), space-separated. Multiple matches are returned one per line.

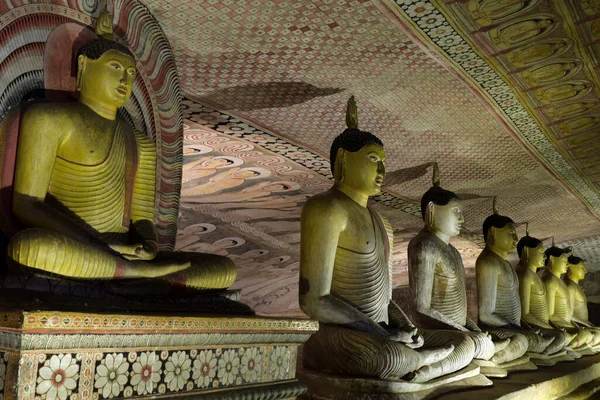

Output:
xmin=564 ymin=255 xmax=600 ymax=348
xmin=542 ymin=245 xmax=594 ymax=351
xmin=476 ymin=204 xmax=554 ymax=363
xmin=300 ymin=98 xmax=454 ymax=382
xmin=515 ymin=229 xmax=574 ymax=361
xmin=408 ymin=167 xmax=523 ymax=371
xmin=0 ymin=11 xmax=236 ymax=294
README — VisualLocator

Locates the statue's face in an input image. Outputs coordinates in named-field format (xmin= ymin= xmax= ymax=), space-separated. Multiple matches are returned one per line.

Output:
xmin=79 ymin=49 xmax=136 ymax=108
xmin=528 ymin=244 xmax=546 ymax=268
xmin=340 ymin=144 xmax=385 ymax=197
xmin=569 ymin=262 xmax=587 ymax=280
xmin=491 ymin=223 xmax=517 ymax=253
xmin=550 ymin=253 xmax=569 ymax=274
xmin=430 ymin=198 xmax=463 ymax=237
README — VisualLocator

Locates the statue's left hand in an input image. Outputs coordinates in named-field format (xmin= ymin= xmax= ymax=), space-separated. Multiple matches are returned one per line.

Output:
xmin=109 ymin=241 xmax=158 ymax=261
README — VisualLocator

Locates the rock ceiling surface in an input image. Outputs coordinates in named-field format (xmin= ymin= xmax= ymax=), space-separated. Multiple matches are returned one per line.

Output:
xmin=141 ymin=0 xmax=600 ymax=315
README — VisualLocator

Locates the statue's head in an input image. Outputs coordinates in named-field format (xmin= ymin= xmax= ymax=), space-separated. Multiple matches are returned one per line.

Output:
xmin=331 ymin=97 xmax=385 ymax=197
xmin=567 ymin=255 xmax=587 ymax=281
xmin=517 ymin=234 xmax=545 ymax=268
xmin=545 ymin=245 xmax=571 ymax=274
xmin=421 ymin=163 xmax=463 ymax=238
xmin=483 ymin=214 xmax=516 ymax=253
xmin=76 ymin=38 xmax=136 ymax=109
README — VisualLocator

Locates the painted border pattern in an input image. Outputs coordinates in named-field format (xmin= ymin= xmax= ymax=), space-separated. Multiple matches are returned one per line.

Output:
xmin=0 ymin=311 xmax=318 ymax=333
xmin=389 ymin=0 xmax=600 ymax=217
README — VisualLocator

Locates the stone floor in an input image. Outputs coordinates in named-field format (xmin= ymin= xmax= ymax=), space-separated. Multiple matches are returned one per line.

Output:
xmin=435 ymin=354 xmax=600 ymax=400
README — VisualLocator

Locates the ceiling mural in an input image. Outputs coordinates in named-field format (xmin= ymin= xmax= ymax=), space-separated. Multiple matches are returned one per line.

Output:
xmin=138 ymin=0 xmax=600 ymax=313
xmin=178 ymin=99 xmax=484 ymax=315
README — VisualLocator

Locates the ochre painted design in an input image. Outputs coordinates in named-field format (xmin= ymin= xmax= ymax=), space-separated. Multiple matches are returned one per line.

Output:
xmin=0 ymin=311 xmax=318 ymax=333
xmin=418 ymin=0 xmax=600 ymax=212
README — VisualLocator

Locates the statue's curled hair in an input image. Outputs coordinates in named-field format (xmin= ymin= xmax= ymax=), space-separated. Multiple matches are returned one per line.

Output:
xmin=482 ymin=214 xmax=514 ymax=241
xmin=77 ymin=38 xmax=133 ymax=61
xmin=568 ymin=255 xmax=584 ymax=265
xmin=329 ymin=128 xmax=383 ymax=175
xmin=544 ymin=246 xmax=571 ymax=265
xmin=517 ymin=235 xmax=542 ymax=258
xmin=420 ymin=186 xmax=459 ymax=220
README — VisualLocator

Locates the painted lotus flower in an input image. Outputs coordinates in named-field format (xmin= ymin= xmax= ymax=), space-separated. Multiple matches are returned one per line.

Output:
xmin=94 ymin=353 xmax=129 ymax=398
xmin=130 ymin=352 xmax=162 ymax=395
xmin=241 ymin=348 xmax=262 ymax=383
xmin=217 ymin=349 xmax=240 ymax=386
xmin=36 ymin=354 xmax=79 ymax=400
xmin=192 ymin=350 xmax=217 ymax=388
xmin=164 ymin=351 xmax=191 ymax=392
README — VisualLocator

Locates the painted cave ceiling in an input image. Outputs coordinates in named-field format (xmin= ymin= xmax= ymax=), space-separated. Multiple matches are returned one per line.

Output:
xmin=139 ymin=0 xmax=600 ymax=315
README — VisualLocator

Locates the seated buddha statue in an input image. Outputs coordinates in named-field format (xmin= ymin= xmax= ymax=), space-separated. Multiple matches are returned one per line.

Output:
xmin=563 ymin=255 xmax=600 ymax=348
xmin=408 ymin=166 xmax=526 ymax=369
xmin=543 ymin=246 xmax=593 ymax=352
xmin=0 ymin=11 xmax=236 ymax=294
xmin=515 ymin=229 xmax=574 ymax=359
xmin=300 ymin=98 xmax=454 ymax=382
xmin=476 ymin=205 xmax=554 ymax=361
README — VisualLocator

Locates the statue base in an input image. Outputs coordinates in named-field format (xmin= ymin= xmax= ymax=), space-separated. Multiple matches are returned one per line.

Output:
xmin=470 ymin=359 xmax=507 ymax=378
xmin=498 ymin=355 xmax=537 ymax=372
xmin=0 ymin=308 xmax=318 ymax=399
xmin=299 ymin=363 xmax=492 ymax=400
xmin=527 ymin=350 xmax=574 ymax=367
xmin=568 ymin=344 xmax=596 ymax=359
xmin=435 ymin=353 xmax=600 ymax=400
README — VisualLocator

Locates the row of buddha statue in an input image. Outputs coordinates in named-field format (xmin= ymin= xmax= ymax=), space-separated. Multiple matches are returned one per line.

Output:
xmin=298 ymin=97 xmax=600 ymax=385
xmin=0 ymin=8 xmax=597 ymax=391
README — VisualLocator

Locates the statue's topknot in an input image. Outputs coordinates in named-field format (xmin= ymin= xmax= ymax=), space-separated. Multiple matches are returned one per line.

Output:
xmin=330 ymin=97 xmax=383 ymax=174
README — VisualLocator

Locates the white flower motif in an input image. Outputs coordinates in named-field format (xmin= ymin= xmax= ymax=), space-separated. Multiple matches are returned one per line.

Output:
xmin=435 ymin=34 xmax=462 ymax=48
xmin=217 ymin=349 xmax=240 ymax=386
xmin=241 ymin=348 xmax=262 ymax=383
xmin=269 ymin=347 xmax=291 ymax=379
xmin=0 ymin=357 xmax=6 ymax=392
xmin=130 ymin=352 xmax=162 ymax=395
xmin=429 ymin=24 xmax=453 ymax=38
xmin=417 ymin=13 xmax=444 ymax=29
xmin=36 ymin=354 xmax=79 ymax=400
xmin=164 ymin=351 xmax=191 ymax=392
xmin=193 ymin=350 xmax=217 ymax=388
xmin=446 ymin=43 xmax=471 ymax=55
xmin=406 ymin=1 xmax=434 ymax=18
xmin=95 ymin=353 xmax=129 ymax=398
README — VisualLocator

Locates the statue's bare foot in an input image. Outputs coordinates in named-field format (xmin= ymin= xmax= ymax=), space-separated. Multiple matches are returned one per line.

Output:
xmin=420 ymin=344 xmax=454 ymax=366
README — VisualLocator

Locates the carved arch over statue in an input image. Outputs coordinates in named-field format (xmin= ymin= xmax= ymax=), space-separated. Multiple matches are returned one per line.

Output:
xmin=0 ymin=0 xmax=183 ymax=250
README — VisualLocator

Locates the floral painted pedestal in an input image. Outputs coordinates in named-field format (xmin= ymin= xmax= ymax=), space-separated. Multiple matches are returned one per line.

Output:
xmin=0 ymin=310 xmax=318 ymax=399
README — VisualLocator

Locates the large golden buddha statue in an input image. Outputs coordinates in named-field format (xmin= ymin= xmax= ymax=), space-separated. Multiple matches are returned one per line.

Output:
xmin=564 ymin=255 xmax=600 ymax=349
xmin=542 ymin=245 xmax=594 ymax=353
xmin=515 ymin=229 xmax=574 ymax=361
xmin=0 ymin=11 xmax=236 ymax=294
xmin=408 ymin=167 xmax=526 ymax=370
xmin=476 ymin=204 xmax=554 ymax=361
xmin=300 ymin=98 xmax=455 ymax=382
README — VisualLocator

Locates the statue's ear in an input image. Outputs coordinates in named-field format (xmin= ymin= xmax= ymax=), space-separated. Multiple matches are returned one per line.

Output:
xmin=334 ymin=148 xmax=345 ymax=181
xmin=76 ymin=54 xmax=87 ymax=91
xmin=425 ymin=201 xmax=435 ymax=224
xmin=488 ymin=226 xmax=495 ymax=245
